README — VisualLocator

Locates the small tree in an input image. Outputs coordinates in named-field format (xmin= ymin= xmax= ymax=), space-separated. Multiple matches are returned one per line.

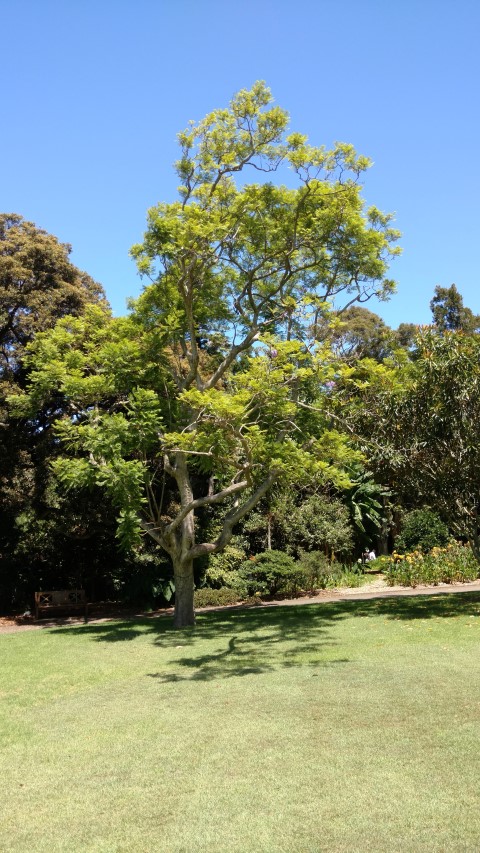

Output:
xmin=284 ymin=494 xmax=354 ymax=558
xmin=13 ymin=83 xmax=400 ymax=627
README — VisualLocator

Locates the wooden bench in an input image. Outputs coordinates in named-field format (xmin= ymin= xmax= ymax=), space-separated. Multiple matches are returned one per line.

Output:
xmin=34 ymin=590 xmax=88 ymax=622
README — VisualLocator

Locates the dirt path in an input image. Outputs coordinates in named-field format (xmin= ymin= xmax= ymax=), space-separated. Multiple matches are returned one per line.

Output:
xmin=2 ymin=576 xmax=480 ymax=634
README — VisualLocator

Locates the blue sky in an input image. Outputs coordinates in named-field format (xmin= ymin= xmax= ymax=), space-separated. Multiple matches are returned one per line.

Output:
xmin=2 ymin=0 xmax=479 ymax=328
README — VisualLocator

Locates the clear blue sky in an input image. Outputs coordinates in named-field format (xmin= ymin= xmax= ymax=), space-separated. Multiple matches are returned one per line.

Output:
xmin=2 ymin=0 xmax=479 ymax=328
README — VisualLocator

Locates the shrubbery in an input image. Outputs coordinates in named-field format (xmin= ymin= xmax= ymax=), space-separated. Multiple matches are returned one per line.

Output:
xmin=296 ymin=550 xmax=333 ymax=589
xmin=296 ymin=550 xmax=364 ymax=590
xmin=194 ymin=587 xmax=241 ymax=607
xmin=204 ymin=544 xmax=247 ymax=589
xmin=238 ymin=550 xmax=303 ymax=597
xmin=233 ymin=549 xmax=367 ymax=597
xmin=395 ymin=509 xmax=450 ymax=554
xmin=384 ymin=542 xmax=479 ymax=587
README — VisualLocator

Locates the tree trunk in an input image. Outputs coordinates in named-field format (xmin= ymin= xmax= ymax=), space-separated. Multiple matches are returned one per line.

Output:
xmin=377 ymin=496 xmax=390 ymax=556
xmin=173 ymin=558 xmax=195 ymax=628
xmin=468 ymin=508 xmax=480 ymax=563
xmin=171 ymin=452 xmax=197 ymax=628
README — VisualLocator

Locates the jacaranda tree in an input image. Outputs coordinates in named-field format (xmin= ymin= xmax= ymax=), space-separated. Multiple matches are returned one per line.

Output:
xmin=12 ymin=83 xmax=400 ymax=626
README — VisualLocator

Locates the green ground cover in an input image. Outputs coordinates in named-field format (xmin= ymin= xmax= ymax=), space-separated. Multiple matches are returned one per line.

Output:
xmin=2 ymin=593 xmax=480 ymax=852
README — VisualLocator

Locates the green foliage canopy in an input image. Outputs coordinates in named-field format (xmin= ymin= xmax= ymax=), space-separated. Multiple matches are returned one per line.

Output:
xmin=343 ymin=329 xmax=480 ymax=557
xmin=11 ymin=83 xmax=400 ymax=626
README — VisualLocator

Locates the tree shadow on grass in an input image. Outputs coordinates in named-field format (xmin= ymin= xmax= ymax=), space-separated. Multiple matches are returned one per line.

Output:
xmin=48 ymin=591 xmax=480 ymax=682
xmin=329 ymin=590 xmax=480 ymax=622
xmin=50 ymin=604 xmax=349 ymax=681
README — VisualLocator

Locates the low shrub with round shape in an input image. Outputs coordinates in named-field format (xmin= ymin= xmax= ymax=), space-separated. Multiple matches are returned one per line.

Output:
xmin=239 ymin=550 xmax=303 ymax=597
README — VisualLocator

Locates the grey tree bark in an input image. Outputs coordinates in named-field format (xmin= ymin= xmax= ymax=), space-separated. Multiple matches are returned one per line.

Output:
xmin=141 ymin=452 xmax=278 ymax=628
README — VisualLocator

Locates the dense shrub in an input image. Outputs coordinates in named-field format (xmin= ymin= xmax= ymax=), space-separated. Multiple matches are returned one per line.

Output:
xmin=296 ymin=550 xmax=336 ymax=589
xmin=395 ymin=509 xmax=450 ymax=554
xmin=385 ymin=542 xmax=479 ymax=587
xmin=194 ymin=587 xmax=241 ymax=607
xmin=204 ymin=544 xmax=246 ymax=589
xmin=296 ymin=550 xmax=365 ymax=590
xmin=238 ymin=550 xmax=302 ymax=596
xmin=284 ymin=495 xmax=354 ymax=558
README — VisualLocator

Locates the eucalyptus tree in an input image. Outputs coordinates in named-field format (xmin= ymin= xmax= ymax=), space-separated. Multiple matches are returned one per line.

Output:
xmin=13 ymin=83 xmax=400 ymax=626
xmin=318 ymin=306 xmax=395 ymax=362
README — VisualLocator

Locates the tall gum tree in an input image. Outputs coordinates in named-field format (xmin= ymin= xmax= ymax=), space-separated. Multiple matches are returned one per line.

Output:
xmin=13 ymin=83 xmax=400 ymax=627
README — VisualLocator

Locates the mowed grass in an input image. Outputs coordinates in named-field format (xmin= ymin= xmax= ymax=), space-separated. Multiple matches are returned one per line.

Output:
xmin=1 ymin=594 xmax=480 ymax=852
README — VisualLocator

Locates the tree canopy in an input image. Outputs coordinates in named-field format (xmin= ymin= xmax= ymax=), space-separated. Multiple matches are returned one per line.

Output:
xmin=12 ymin=83 xmax=401 ymax=626
xmin=0 ymin=213 xmax=105 ymax=390
xmin=430 ymin=284 xmax=480 ymax=334
xmin=0 ymin=216 xmax=108 ymax=611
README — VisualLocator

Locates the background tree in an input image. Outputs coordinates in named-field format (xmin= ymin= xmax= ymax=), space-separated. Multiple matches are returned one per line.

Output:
xmin=0 ymin=215 xmax=107 ymax=611
xmin=394 ymin=322 xmax=419 ymax=350
xmin=317 ymin=306 xmax=396 ymax=363
xmin=0 ymin=213 xmax=105 ymax=390
xmin=430 ymin=284 xmax=480 ymax=334
xmin=341 ymin=328 xmax=480 ymax=557
xmin=14 ymin=82 xmax=400 ymax=627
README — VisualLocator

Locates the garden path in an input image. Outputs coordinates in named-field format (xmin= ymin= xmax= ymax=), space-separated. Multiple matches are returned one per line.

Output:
xmin=2 ymin=576 xmax=480 ymax=633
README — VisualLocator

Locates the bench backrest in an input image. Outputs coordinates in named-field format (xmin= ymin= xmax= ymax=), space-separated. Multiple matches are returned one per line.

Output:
xmin=35 ymin=590 xmax=86 ymax=606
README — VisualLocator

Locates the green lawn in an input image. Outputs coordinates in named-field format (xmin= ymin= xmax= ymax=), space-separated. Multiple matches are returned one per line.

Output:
xmin=2 ymin=593 xmax=480 ymax=852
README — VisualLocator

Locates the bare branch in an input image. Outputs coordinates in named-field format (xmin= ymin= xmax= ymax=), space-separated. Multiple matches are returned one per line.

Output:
xmin=139 ymin=519 xmax=165 ymax=547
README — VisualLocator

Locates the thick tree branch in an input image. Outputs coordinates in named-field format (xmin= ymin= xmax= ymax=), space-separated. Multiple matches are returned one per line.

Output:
xmin=204 ymin=328 xmax=260 ymax=389
xmin=188 ymin=469 xmax=279 ymax=559
xmin=164 ymin=479 xmax=248 ymax=535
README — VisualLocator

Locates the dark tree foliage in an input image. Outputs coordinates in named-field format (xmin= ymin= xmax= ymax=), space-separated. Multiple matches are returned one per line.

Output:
xmin=430 ymin=284 xmax=480 ymax=334
xmin=327 ymin=306 xmax=396 ymax=362
xmin=0 ymin=213 xmax=105 ymax=388
xmin=394 ymin=322 xmax=418 ymax=350
xmin=395 ymin=508 xmax=450 ymax=554
xmin=0 ymin=215 xmax=109 ymax=611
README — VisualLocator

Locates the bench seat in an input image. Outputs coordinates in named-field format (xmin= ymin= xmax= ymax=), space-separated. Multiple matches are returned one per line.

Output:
xmin=35 ymin=590 xmax=88 ymax=621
